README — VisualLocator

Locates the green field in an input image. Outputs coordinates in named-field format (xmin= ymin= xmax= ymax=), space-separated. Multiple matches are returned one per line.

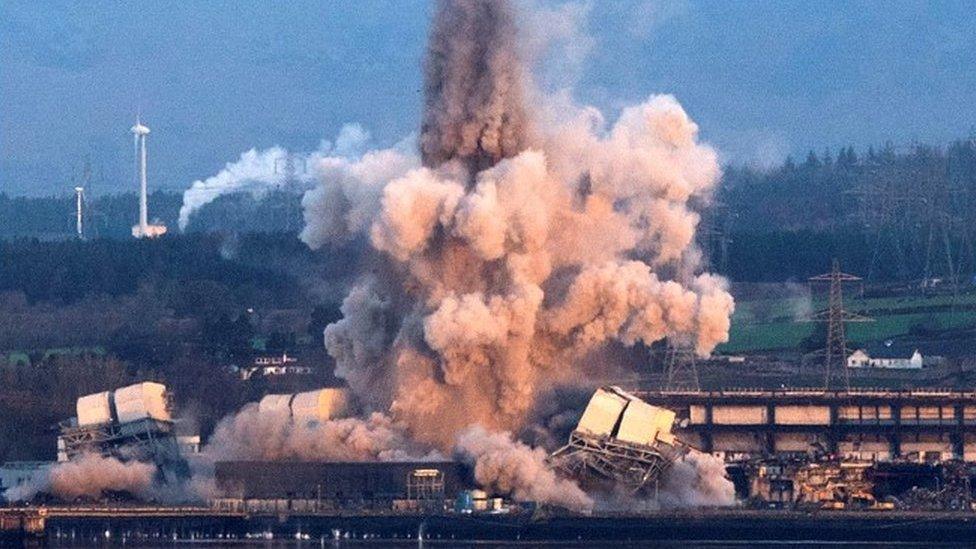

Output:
xmin=718 ymin=291 xmax=976 ymax=353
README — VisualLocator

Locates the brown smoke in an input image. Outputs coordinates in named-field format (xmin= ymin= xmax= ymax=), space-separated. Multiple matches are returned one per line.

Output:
xmin=294 ymin=0 xmax=736 ymax=509
xmin=455 ymin=426 xmax=592 ymax=511
xmin=421 ymin=0 xmax=529 ymax=173
xmin=307 ymin=96 xmax=733 ymax=449
xmin=3 ymin=453 xmax=156 ymax=502
xmin=657 ymin=451 xmax=737 ymax=508
xmin=204 ymin=405 xmax=440 ymax=462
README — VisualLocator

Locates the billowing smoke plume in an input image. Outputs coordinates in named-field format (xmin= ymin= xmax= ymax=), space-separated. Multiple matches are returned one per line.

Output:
xmin=204 ymin=405 xmax=440 ymax=462
xmin=222 ymin=0 xmax=733 ymax=509
xmin=658 ymin=451 xmax=737 ymax=508
xmin=3 ymin=453 xmax=156 ymax=502
xmin=421 ymin=0 xmax=528 ymax=172
xmin=304 ymin=103 xmax=732 ymax=445
xmin=455 ymin=426 xmax=593 ymax=511
xmin=178 ymin=124 xmax=371 ymax=231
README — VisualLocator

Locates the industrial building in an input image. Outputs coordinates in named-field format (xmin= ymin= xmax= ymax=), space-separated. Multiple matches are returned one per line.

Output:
xmin=551 ymin=386 xmax=688 ymax=492
xmin=58 ymin=382 xmax=188 ymax=475
xmin=256 ymin=388 xmax=349 ymax=422
xmin=639 ymin=389 xmax=976 ymax=462
xmin=213 ymin=461 xmax=468 ymax=512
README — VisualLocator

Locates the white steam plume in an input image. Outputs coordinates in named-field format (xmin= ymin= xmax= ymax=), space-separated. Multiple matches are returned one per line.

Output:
xmin=178 ymin=124 xmax=371 ymax=231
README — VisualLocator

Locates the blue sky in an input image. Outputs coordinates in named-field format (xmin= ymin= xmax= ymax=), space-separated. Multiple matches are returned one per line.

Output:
xmin=1 ymin=0 xmax=974 ymax=196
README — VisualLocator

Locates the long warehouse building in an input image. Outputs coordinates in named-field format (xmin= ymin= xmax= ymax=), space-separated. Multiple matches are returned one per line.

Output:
xmin=638 ymin=389 xmax=976 ymax=462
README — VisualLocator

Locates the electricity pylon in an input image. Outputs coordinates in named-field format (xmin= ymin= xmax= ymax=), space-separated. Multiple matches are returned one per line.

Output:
xmin=806 ymin=259 xmax=873 ymax=391
xmin=664 ymin=343 xmax=700 ymax=392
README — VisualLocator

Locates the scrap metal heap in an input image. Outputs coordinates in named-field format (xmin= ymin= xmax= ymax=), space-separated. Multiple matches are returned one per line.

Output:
xmin=550 ymin=386 xmax=689 ymax=493
xmin=58 ymin=382 xmax=187 ymax=476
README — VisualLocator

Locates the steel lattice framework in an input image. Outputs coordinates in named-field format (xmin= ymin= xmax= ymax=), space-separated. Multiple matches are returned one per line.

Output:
xmin=550 ymin=432 xmax=688 ymax=494
xmin=806 ymin=259 xmax=873 ymax=391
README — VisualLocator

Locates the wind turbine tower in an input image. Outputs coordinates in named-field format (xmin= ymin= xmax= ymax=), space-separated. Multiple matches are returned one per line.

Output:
xmin=74 ymin=186 xmax=85 ymax=239
xmin=130 ymin=118 xmax=167 ymax=239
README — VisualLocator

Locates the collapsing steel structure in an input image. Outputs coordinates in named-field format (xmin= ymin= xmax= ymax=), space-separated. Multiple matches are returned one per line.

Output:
xmin=58 ymin=382 xmax=188 ymax=477
xmin=551 ymin=386 xmax=688 ymax=493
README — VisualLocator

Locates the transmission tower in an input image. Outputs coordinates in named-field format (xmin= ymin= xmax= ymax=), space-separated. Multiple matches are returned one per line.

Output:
xmin=806 ymin=259 xmax=873 ymax=391
xmin=663 ymin=343 xmax=699 ymax=392
xmin=697 ymin=201 xmax=733 ymax=274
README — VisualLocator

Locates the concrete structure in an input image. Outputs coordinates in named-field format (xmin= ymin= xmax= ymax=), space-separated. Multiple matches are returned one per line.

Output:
xmin=130 ymin=118 xmax=167 ymax=239
xmin=847 ymin=349 xmax=923 ymax=369
xmin=639 ymin=389 xmax=976 ymax=463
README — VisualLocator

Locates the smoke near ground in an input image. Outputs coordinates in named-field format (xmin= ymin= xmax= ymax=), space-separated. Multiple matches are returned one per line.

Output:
xmin=658 ymin=451 xmax=737 ymax=508
xmin=289 ymin=0 xmax=735 ymax=508
xmin=455 ymin=426 xmax=593 ymax=511
xmin=3 ymin=453 xmax=156 ymax=502
xmin=203 ymin=404 xmax=440 ymax=463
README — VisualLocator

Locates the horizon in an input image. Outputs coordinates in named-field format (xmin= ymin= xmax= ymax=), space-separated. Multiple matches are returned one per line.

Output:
xmin=2 ymin=0 xmax=974 ymax=196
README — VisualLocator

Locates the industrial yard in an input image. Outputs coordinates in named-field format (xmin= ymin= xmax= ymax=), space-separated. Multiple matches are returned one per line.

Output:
xmin=3 ymin=0 xmax=976 ymax=545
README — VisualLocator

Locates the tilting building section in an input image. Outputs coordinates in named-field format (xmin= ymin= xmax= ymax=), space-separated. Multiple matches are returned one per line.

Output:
xmin=551 ymin=386 xmax=688 ymax=492
xmin=59 ymin=382 xmax=186 ymax=474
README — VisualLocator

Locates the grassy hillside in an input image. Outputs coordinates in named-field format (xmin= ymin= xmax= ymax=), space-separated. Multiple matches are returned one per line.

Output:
xmin=719 ymin=291 xmax=976 ymax=353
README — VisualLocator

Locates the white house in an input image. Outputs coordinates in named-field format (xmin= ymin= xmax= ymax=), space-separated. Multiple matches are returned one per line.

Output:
xmin=240 ymin=352 xmax=315 ymax=380
xmin=847 ymin=348 xmax=923 ymax=369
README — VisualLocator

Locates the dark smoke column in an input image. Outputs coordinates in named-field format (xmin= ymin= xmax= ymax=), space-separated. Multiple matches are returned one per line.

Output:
xmin=421 ymin=0 xmax=528 ymax=174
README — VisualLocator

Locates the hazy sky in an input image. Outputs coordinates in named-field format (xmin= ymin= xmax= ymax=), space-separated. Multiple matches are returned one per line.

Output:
xmin=2 ymin=0 xmax=974 ymax=196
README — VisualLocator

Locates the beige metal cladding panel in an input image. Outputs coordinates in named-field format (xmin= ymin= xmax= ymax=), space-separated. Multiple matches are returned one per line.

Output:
xmin=76 ymin=391 xmax=113 ymax=426
xmin=941 ymin=406 xmax=957 ymax=421
xmin=258 ymin=394 xmax=293 ymax=414
xmin=577 ymin=389 xmax=629 ymax=437
xmin=291 ymin=388 xmax=350 ymax=422
xmin=711 ymin=432 xmax=764 ymax=452
xmin=965 ymin=406 xmax=976 ymax=421
xmin=114 ymin=382 xmax=170 ymax=424
xmin=689 ymin=405 xmax=708 ymax=425
xmin=901 ymin=440 xmax=952 ymax=454
xmin=774 ymin=405 xmax=830 ymax=425
xmin=918 ymin=406 xmax=941 ymax=420
xmin=774 ymin=433 xmax=815 ymax=452
xmin=839 ymin=406 xmax=860 ymax=420
xmin=899 ymin=406 xmax=919 ymax=421
xmin=616 ymin=399 xmax=676 ymax=446
xmin=711 ymin=405 xmax=767 ymax=425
